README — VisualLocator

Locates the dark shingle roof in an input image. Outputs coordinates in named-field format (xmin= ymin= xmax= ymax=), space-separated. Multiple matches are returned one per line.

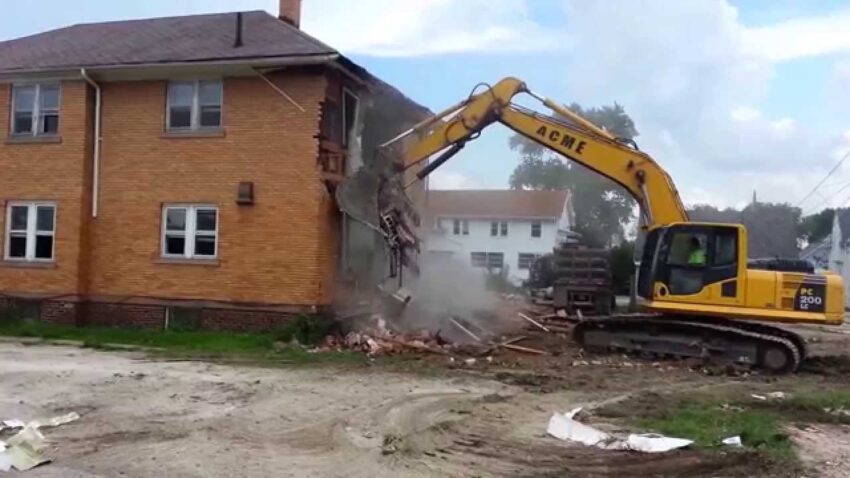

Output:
xmin=0 ymin=10 xmax=336 ymax=73
xmin=426 ymin=190 xmax=570 ymax=220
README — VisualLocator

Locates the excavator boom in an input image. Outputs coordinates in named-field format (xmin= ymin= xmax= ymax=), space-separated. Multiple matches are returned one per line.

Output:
xmin=393 ymin=77 xmax=688 ymax=227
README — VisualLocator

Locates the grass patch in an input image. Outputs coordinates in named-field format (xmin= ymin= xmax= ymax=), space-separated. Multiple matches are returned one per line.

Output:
xmin=746 ymin=390 xmax=850 ymax=424
xmin=598 ymin=389 xmax=850 ymax=460
xmin=637 ymin=402 xmax=792 ymax=456
xmin=0 ymin=318 xmax=363 ymax=365
xmin=271 ymin=314 xmax=338 ymax=346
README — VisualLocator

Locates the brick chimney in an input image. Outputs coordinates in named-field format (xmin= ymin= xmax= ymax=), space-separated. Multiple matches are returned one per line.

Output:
xmin=279 ymin=0 xmax=301 ymax=28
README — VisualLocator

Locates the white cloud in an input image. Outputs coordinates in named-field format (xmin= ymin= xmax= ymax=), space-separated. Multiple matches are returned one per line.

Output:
xmin=741 ymin=10 xmax=850 ymax=62
xmin=298 ymin=0 xmax=850 ymax=209
xmin=553 ymin=0 xmax=849 ymax=208
xmin=302 ymin=1 xmax=850 ymax=61
xmin=731 ymin=106 xmax=762 ymax=122
xmin=429 ymin=170 xmax=482 ymax=190
xmin=769 ymin=118 xmax=795 ymax=135
xmin=301 ymin=0 xmax=562 ymax=56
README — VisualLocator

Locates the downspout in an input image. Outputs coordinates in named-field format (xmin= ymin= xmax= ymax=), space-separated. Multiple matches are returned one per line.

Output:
xmin=80 ymin=69 xmax=101 ymax=217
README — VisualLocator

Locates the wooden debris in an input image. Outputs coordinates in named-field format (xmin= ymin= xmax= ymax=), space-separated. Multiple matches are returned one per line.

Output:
xmin=479 ymin=336 xmax=528 ymax=356
xmin=381 ymin=337 xmax=453 ymax=356
xmin=502 ymin=343 xmax=549 ymax=355
xmin=518 ymin=312 xmax=550 ymax=332
xmin=449 ymin=317 xmax=482 ymax=343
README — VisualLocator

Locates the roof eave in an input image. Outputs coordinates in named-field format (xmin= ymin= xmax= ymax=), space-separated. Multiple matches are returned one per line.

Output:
xmin=0 ymin=53 xmax=342 ymax=81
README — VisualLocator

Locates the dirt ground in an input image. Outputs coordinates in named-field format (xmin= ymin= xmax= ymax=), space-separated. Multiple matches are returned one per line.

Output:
xmin=2 ymin=320 xmax=850 ymax=477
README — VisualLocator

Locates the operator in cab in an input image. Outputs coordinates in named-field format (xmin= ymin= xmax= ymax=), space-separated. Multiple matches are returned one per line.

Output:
xmin=688 ymin=237 xmax=706 ymax=266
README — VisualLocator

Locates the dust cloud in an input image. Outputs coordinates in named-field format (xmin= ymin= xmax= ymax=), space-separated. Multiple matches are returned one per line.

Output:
xmin=390 ymin=255 xmax=510 ymax=343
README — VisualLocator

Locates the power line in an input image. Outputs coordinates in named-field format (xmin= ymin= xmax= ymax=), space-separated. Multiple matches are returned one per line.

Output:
xmin=797 ymin=150 xmax=850 ymax=207
xmin=810 ymin=181 xmax=850 ymax=212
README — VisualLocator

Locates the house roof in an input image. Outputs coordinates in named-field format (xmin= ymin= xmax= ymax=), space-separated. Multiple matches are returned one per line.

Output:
xmin=0 ymin=10 xmax=336 ymax=74
xmin=800 ymin=236 xmax=830 ymax=261
xmin=426 ymin=189 xmax=570 ymax=220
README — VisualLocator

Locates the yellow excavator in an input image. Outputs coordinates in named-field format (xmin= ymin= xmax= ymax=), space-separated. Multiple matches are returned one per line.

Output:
xmin=340 ymin=77 xmax=844 ymax=373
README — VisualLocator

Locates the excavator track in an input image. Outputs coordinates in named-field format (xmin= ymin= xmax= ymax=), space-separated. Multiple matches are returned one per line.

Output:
xmin=573 ymin=315 xmax=805 ymax=374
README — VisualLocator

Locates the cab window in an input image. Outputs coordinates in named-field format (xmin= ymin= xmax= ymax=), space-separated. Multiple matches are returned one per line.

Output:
xmin=713 ymin=229 xmax=737 ymax=265
xmin=666 ymin=232 xmax=708 ymax=267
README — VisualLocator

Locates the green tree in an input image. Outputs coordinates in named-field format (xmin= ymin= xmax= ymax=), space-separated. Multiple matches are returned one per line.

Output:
xmin=688 ymin=202 xmax=802 ymax=258
xmin=609 ymin=240 xmax=636 ymax=294
xmin=799 ymin=208 xmax=835 ymax=244
xmin=509 ymin=103 xmax=638 ymax=247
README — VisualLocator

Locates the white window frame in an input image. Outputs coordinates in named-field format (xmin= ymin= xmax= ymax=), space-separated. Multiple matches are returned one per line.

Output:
xmin=166 ymin=79 xmax=223 ymax=131
xmin=452 ymin=218 xmax=469 ymax=236
xmin=161 ymin=205 xmax=219 ymax=259
xmin=10 ymin=83 xmax=61 ymax=137
xmin=531 ymin=221 xmax=542 ymax=238
xmin=4 ymin=202 xmax=56 ymax=262
xmin=471 ymin=252 xmax=487 ymax=268
xmin=341 ymin=87 xmax=360 ymax=147
xmin=487 ymin=252 xmax=504 ymax=269
xmin=518 ymin=253 xmax=540 ymax=270
xmin=471 ymin=251 xmax=504 ymax=269
xmin=491 ymin=220 xmax=507 ymax=237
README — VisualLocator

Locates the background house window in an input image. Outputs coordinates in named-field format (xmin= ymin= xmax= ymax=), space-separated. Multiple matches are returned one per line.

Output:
xmin=452 ymin=219 xmax=469 ymax=236
xmin=471 ymin=252 xmax=504 ymax=269
xmin=12 ymin=84 xmax=60 ymax=136
xmin=5 ymin=202 xmax=55 ymax=261
xmin=491 ymin=221 xmax=507 ymax=237
xmin=518 ymin=253 xmax=540 ymax=270
xmin=531 ymin=221 xmax=542 ymax=238
xmin=167 ymin=80 xmax=222 ymax=130
xmin=162 ymin=205 xmax=218 ymax=259
xmin=470 ymin=252 xmax=487 ymax=268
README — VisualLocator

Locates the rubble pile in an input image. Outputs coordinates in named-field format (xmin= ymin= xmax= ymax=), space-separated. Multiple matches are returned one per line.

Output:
xmin=315 ymin=311 xmax=548 ymax=358
xmin=317 ymin=327 xmax=451 ymax=357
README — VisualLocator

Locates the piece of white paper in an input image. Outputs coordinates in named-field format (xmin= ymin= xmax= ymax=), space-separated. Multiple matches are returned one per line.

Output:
xmin=626 ymin=433 xmax=694 ymax=452
xmin=0 ymin=451 xmax=12 ymax=472
xmin=29 ymin=412 xmax=81 ymax=429
xmin=547 ymin=408 xmax=614 ymax=447
xmin=722 ymin=435 xmax=743 ymax=447
xmin=547 ymin=408 xmax=692 ymax=453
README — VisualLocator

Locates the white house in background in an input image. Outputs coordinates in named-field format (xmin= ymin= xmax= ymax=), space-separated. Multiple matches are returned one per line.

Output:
xmin=816 ymin=209 xmax=850 ymax=307
xmin=424 ymin=189 xmax=574 ymax=284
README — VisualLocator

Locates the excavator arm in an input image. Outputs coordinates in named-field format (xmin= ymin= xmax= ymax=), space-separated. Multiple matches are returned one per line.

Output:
xmin=390 ymin=77 xmax=688 ymax=227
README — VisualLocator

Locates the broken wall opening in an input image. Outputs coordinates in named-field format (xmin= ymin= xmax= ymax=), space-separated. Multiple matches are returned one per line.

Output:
xmin=338 ymin=78 xmax=430 ymax=294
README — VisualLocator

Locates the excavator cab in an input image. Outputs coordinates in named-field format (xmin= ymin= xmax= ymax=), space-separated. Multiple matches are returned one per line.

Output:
xmin=638 ymin=223 xmax=743 ymax=306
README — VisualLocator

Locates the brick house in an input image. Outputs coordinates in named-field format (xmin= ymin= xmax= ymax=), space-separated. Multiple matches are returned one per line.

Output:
xmin=0 ymin=2 xmax=427 ymax=330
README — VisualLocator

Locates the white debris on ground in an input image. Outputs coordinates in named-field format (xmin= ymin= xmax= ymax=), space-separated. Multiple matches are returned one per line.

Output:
xmin=546 ymin=407 xmax=693 ymax=453
xmin=0 ymin=412 xmax=80 ymax=472
xmin=751 ymin=391 xmax=788 ymax=401
xmin=722 ymin=436 xmax=743 ymax=447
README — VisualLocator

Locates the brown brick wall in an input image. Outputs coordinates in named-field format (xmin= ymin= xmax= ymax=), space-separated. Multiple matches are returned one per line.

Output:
xmin=0 ymin=81 xmax=92 ymax=295
xmin=0 ymin=69 xmax=348 ymax=326
xmin=41 ymin=300 xmax=80 ymax=326
xmin=82 ymin=302 xmax=165 ymax=330
xmin=199 ymin=307 xmax=294 ymax=332
xmin=87 ymin=71 xmax=338 ymax=306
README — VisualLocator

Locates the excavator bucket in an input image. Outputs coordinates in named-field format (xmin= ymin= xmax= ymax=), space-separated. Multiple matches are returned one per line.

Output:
xmin=335 ymin=147 xmax=421 ymax=281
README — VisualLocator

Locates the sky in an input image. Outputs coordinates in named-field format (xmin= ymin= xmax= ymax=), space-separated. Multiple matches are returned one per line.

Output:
xmin=3 ymin=0 xmax=850 ymax=213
